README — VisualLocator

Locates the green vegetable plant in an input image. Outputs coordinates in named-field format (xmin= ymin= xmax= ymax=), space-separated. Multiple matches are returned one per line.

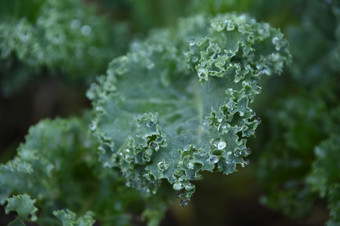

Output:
xmin=0 ymin=0 xmax=127 ymax=96
xmin=88 ymin=13 xmax=290 ymax=206
xmin=0 ymin=5 xmax=291 ymax=224
xmin=2 ymin=0 xmax=339 ymax=225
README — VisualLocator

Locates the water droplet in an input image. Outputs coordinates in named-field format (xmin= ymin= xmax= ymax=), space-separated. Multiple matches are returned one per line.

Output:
xmin=157 ymin=161 xmax=169 ymax=171
xmin=258 ymin=28 xmax=265 ymax=35
xmin=211 ymin=53 xmax=217 ymax=60
xmin=247 ymin=34 xmax=254 ymax=42
xmin=242 ymin=81 xmax=250 ymax=87
xmin=226 ymin=20 xmax=235 ymax=31
xmin=192 ymin=55 xmax=199 ymax=62
xmin=241 ymin=159 xmax=250 ymax=167
xmin=210 ymin=139 xmax=218 ymax=147
xmin=126 ymin=149 xmax=130 ymax=153
xmin=52 ymin=35 xmax=63 ymax=44
xmin=70 ymin=19 xmax=81 ymax=29
xmin=187 ymin=161 xmax=194 ymax=169
xmin=258 ymin=23 xmax=270 ymax=37
xmin=238 ymin=25 xmax=246 ymax=33
xmin=227 ymin=88 xmax=234 ymax=95
xmin=173 ymin=183 xmax=183 ymax=190
xmin=185 ymin=184 xmax=194 ymax=190
xmin=189 ymin=39 xmax=195 ymax=46
xmin=180 ymin=199 xmax=188 ymax=206
xmin=146 ymin=120 xmax=155 ymax=128
xmin=271 ymin=53 xmax=280 ymax=61
xmin=256 ymin=64 xmax=263 ymax=70
xmin=197 ymin=68 xmax=208 ymax=80
xmin=89 ymin=123 xmax=96 ymax=131
xmin=150 ymin=141 xmax=159 ymax=151
xmin=234 ymin=150 xmax=241 ymax=157
xmin=272 ymin=37 xmax=279 ymax=44
xmin=212 ymin=21 xmax=225 ymax=31
xmin=199 ymin=152 xmax=207 ymax=157
xmin=95 ymin=106 xmax=104 ymax=113
xmin=226 ymin=51 xmax=234 ymax=58
xmin=81 ymin=25 xmax=92 ymax=36
xmin=147 ymin=62 xmax=155 ymax=69
xmin=217 ymin=141 xmax=227 ymax=150
xmin=156 ymin=137 xmax=164 ymax=143
xmin=103 ymin=135 xmax=112 ymax=142
xmin=249 ymin=96 xmax=254 ymax=103
xmin=272 ymin=37 xmax=282 ymax=50
xmin=20 ymin=33 xmax=31 ymax=42
xmin=256 ymin=117 xmax=262 ymax=124
xmin=207 ymin=155 xmax=219 ymax=164
xmin=226 ymin=100 xmax=235 ymax=110
xmin=256 ymin=84 xmax=262 ymax=93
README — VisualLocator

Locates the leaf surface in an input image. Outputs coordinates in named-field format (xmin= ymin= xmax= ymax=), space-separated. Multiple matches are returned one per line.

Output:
xmin=89 ymin=13 xmax=291 ymax=204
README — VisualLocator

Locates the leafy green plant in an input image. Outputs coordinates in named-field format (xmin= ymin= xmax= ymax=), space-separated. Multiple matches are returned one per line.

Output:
xmin=0 ymin=4 xmax=291 ymax=224
xmin=0 ymin=116 xmax=168 ymax=225
xmin=255 ymin=1 xmax=340 ymax=225
xmin=0 ymin=0 xmax=127 ymax=95
xmin=2 ymin=0 xmax=340 ymax=225
xmin=88 ymin=13 xmax=290 ymax=206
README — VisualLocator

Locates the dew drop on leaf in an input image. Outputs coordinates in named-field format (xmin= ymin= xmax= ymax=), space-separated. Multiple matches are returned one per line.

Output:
xmin=81 ymin=25 xmax=92 ymax=36
xmin=180 ymin=199 xmax=188 ymax=207
xmin=146 ymin=120 xmax=155 ymax=128
xmin=217 ymin=141 xmax=227 ymax=150
xmin=89 ymin=123 xmax=96 ymax=131
xmin=187 ymin=161 xmax=194 ymax=169
xmin=207 ymin=155 xmax=219 ymax=164
xmin=70 ymin=19 xmax=81 ymax=29
xmin=173 ymin=183 xmax=183 ymax=190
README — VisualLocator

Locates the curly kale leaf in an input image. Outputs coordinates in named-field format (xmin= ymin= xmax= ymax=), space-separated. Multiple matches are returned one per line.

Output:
xmin=307 ymin=136 xmax=340 ymax=226
xmin=53 ymin=209 xmax=95 ymax=226
xmin=0 ymin=116 xmax=168 ymax=226
xmin=88 ymin=13 xmax=291 ymax=205
xmin=257 ymin=0 xmax=340 ymax=222
xmin=5 ymin=194 xmax=38 ymax=225
xmin=0 ymin=0 xmax=127 ymax=95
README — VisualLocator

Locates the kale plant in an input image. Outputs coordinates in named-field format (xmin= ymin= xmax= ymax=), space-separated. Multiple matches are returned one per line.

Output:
xmin=2 ymin=0 xmax=339 ymax=225
xmin=0 ymin=0 xmax=127 ymax=96
xmin=88 ymin=13 xmax=290 ymax=206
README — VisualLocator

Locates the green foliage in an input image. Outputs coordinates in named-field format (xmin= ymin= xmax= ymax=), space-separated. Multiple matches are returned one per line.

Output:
xmin=88 ymin=13 xmax=290 ymax=206
xmin=255 ymin=0 xmax=340 ymax=224
xmin=0 ymin=116 xmax=168 ymax=225
xmin=53 ymin=209 xmax=95 ymax=226
xmin=5 ymin=194 xmax=38 ymax=224
xmin=0 ymin=0 xmax=127 ymax=95
xmin=2 ymin=0 xmax=340 ymax=225
xmin=189 ymin=0 xmax=340 ymax=224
